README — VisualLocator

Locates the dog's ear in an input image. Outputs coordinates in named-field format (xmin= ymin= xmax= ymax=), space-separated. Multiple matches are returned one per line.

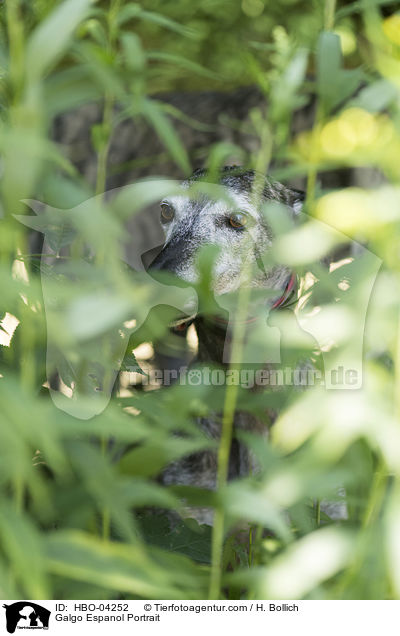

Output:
xmin=292 ymin=189 xmax=305 ymax=216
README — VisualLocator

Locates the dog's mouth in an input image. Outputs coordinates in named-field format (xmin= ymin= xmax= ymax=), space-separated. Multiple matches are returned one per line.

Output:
xmin=167 ymin=273 xmax=297 ymax=330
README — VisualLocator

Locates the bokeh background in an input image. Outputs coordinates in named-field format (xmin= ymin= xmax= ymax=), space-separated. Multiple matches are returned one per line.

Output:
xmin=0 ymin=0 xmax=400 ymax=600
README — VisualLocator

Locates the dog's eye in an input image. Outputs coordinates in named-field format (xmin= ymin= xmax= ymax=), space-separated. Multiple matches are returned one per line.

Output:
xmin=229 ymin=212 xmax=248 ymax=229
xmin=160 ymin=203 xmax=174 ymax=223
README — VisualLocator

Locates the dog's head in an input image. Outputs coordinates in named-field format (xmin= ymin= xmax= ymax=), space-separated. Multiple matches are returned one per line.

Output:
xmin=151 ymin=166 xmax=303 ymax=304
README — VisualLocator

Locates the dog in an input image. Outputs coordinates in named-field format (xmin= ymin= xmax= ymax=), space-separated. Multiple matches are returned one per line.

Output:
xmin=150 ymin=166 xmax=307 ymax=524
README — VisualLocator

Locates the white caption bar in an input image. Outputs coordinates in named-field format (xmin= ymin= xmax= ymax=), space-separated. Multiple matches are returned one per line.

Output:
xmin=1 ymin=600 xmax=399 ymax=636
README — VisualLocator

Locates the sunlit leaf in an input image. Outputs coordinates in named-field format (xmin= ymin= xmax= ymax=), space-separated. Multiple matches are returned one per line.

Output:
xmin=26 ymin=0 xmax=93 ymax=81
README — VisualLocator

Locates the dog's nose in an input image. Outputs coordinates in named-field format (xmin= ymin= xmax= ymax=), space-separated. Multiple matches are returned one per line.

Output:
xmin=147 ymin=243 xmax=199 ymax=324
xmin=149 ymin=238 xmax=192 ymax=273
xmin=148 ymin=244 xmax=192 ymax=288
xmin=148 ymin=246 xmax=176 ymax=272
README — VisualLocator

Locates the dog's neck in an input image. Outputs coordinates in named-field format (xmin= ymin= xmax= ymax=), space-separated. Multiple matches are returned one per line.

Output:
xmin=194 ymin=317 xmax=229 ymax=365
xmin=192 ymin=273 xmax=297 ymax=366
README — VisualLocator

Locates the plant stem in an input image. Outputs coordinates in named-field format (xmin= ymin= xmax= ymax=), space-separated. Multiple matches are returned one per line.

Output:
xmin=315 ymin=498 xmax=321 ymax=526
xmin=96 ymin=0 xmax=121 ymax=541
xmin=306 ymin=0 xmax=337 ymax=208
xmin=208 ymin=271 xmax=251 ymax=600
xmin=362 ymin=461 xmax=387 ymax=527
xmin=394 ymin=301 xmax=400 ymax=421
xmin=13 ymin=474 xmax=24 ymax=513
xmin=99 ymin=432 xmax=111 ymax=541
xmin=335 ymin=457 xmax=387 ymax=597
xmin=251 ymin=524 xmax=263 ymax=566
xmin=305 ymin=103 xmax=323 ymax=210
xmin=208 ymin=115 xmax=272 ymax=597
xmin=95 ymin=93 xmax=114 ymax=197
xmin=95 ymin=0 xmax=121 ymax=196
xmin=324 ymin=0 xmax=337 ymax=31
xmin=6 ymin=0 xmax=25 ymax=101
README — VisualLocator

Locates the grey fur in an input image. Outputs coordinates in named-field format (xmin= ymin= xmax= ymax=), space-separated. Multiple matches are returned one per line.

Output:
xmin=151 ymin=167 xmax=304 ymax=525
xmin=152 ymin=167 xmax=303 ymax=296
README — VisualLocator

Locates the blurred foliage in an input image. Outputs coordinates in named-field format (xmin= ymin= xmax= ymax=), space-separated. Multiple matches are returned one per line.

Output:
xmin=0 ymin=0 xmax=400 ymax=602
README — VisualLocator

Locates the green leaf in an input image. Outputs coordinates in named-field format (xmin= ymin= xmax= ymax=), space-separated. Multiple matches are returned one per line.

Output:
xmin=120 ymin=33 xmax=146 ymax=73
xmin=59 ymin=417 xmax=149 ymax=445
xmin=45 ymin=530 xmax=203 ymax=598
xmin=141 ymin=99 xmax=191 ymax=175
xmin=262 ymin=527 xmax=354 ymax=598
xmin=206 ymin=142 xmax=245 ymax=178
xmin=120 ymin=351 xmax=146 ymax=374
xmin=349 ymin=79 xmax=398 ymax=113
xmin=26 ymin=0 xmax=93 ymax=81
xmin=14 ymin=207 xmax=77 ymax=252
xmin=0 ymin=503 xmax=49 ymax=599
xmin=91 ymin=122 xmax=112 ymax=153
xmin=118 ymin=478 xmax=181 ymax=510
xmin=336 ymin=0 xmax=399 ymax=19
xmin=386 ymin=485 xmax=400 ymax=598
xmin=0 ymin=554 xmax=19 ymax=599
xmin=117 ymin=3 xmax=200 ymax=39
xmin=317 ymin=32 xmax=363 ymax=113
xmin=138 ymin=512 xmax=212 ymax=563
xmin=116 ymin=2 xmax=141 ymax=25
xmin=77 ymin=42 xmax=126 ymax=99
xmin=147 ymin=51 xmax=219 ymax=80
xmin=222 ymin=481 xmax=292 ymax=543
xmin=226 ymin=528 xmax=354 ymax=599
xmin=118 ymin=436 xmax=214 ymax=478
xmin=68 ymin=442 xmax=138 ymax=541
xmin=66 ymin=292 xmax=133 ymax=340
xmin=136 ymin=9 xmax=200 ymax=39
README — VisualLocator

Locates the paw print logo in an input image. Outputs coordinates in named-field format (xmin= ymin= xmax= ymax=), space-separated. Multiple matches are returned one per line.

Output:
xmin=187 ymin=369 xmax=203 ymax=386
